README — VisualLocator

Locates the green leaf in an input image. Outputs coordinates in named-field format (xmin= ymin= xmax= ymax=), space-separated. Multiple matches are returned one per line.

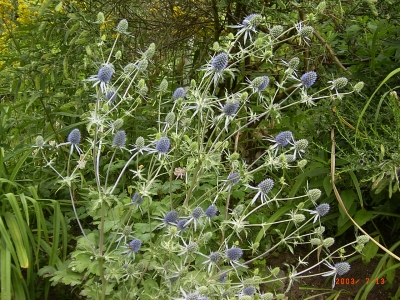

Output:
xmin=363 ymin=236 xmax=379 ymax=263
xmin=353 ymin=209 xmax=373 ymax=227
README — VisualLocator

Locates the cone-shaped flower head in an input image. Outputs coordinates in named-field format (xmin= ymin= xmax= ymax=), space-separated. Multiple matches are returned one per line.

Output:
xmin=300 ymin=71 xmax=317 ymax=88
xmin=212 ymin=52 xmax=229 ymax=72
xmin=129 ymin=239 xmax=142 ymax=252
xmin=156 ymin=136 xmax=170 ymax=153
xmin=68 ymin=129 xmax=81 ymax=145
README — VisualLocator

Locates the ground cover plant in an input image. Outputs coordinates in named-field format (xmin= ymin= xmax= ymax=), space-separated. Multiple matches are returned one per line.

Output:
xmin=1 ymin=1 xmax=400 ymax=300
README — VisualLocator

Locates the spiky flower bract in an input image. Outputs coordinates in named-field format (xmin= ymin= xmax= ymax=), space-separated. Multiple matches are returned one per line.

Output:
xmin=300 ymin=71 xmax=317 ymax=88
xmin=231 ymin=14 xmax=263 ymax=43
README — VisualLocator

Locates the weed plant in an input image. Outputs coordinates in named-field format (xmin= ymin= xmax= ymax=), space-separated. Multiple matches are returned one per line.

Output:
xmin=35 ymin=12 xmax=367 ymax=300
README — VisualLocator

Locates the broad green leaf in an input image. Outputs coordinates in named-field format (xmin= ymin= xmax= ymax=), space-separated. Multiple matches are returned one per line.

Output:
xmin=363 ymin=236 xmax=379 ymax=263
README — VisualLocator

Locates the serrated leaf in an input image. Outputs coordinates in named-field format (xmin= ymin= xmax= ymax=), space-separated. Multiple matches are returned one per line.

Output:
xmin=363 ymin=236 xmax=379 ymax=263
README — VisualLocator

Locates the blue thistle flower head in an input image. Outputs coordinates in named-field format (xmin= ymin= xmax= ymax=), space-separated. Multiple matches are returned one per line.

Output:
xmin=68 ymin=129 xmax=81 ymax=145
xmin=258 ymin=178 xmax=274 ymax=195
xmin=156 ymin=136 xmax=170 ymax=154
xmin=164 ymin=210 xmax=178 ymax=224
xmin=316 ymin=203 xmax=330 ymax=217
xmin=251 ymin=76 xmax=270 ymax=92
xmin=335 ymin=262 xmax=350 ymax=276
xmin=112 ymin=130 xmax=126 ymax=148
xmin=105 ymin=88 xmax=117 ymax=102
xmin=209 ymin=251 xmax=222 ymax=263
xmin=97 ymin=64 xmax=114 ymax=83
xmin=227 ymin=172 xmax=240 ymax=185
xmin=192 ymin=207 xmax=204 ymax=219
xmin=243 ymin=286 xmax=256 ymax=296
xmin=212 ymin=52 xmax=229 ymax=72
xmin=131 ymin=193 xmax=144 ymax=205
xmin=275 ymin=131 xmax=293 ymax=147
xmin=300 ymin=71 xmax=317 ymax=88
xmin=177 ymin=219 xmax=188 ymax=231
xmin=205 ymin=205 xmax=218 ymax=218
xmin=223 ymin=100 xmax=239 ymax=116
xmin=242 ymin=14 xmax=263 ymax=28
xmin=226 ymin=246 xmax=243 ymax=261
xmin=173 ymin=87 xmax=186 ymax=99
xmin=129 ymin=239 xmax=142 ymax=252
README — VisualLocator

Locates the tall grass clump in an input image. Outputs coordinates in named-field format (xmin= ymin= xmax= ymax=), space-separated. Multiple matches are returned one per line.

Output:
xmin=35 ymin=12 xmax=366 ymax=299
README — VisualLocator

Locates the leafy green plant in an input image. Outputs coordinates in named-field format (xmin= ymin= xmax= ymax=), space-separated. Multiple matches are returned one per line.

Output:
xmin=29 ymin=10 xmax=370 ymax=299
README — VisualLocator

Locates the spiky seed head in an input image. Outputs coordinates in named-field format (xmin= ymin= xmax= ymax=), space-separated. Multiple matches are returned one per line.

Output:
xmin=144 ymin=43 xmax=155 ymax=59
xmin=165 ymin=112 xmax=175 ymax=126
xmin=285 ymin=154 xmax=296 ymax=163
xmin=68 ymin=129 xmax=81 ymax=145
xmin=205 ymin=205 xmax=218 ymax=218
xmin=212 ymin=52 xmax=229 ymax=72
xmin=298 ymin=159 xmax=308 ymax=168
xmin=308 ymin=189 xmax=322 ymax=202
xmin=186 ymin=241 xmax=199 ymax=254
xmin=35 ymin=136 xmax=45 ymax=147
xmin=293 ymin=214 xmax=306 ymax=223
xmin=137 ymin=59 xmax=148 ymax=71
xmin=202 ymin=232 xmax=213 ymax=242
xmin=164 ymin=210 xmax=178 ymax=224
xmin=156 ymin=136 xmax=170 ymax=153
xmin=116 ymin=19 xmax=128 ymax=33
xmin=316 ymin=1 xmax=326 ymax=14
xmin=223 ymin=100 xmax=239 ymax=116
xmin=316 ymin=203 xmax=330 ymax=216
xmin=270 ymin=25 xmax=283 ymax=37
xmin=173 ymin=87 xmax=186 ymax=99
xmin=314 ymin=226 xmax=325 ymax=235
xmin=275 ymin=131 xmax=293 ymax=146
xmin=135 ymin=261 xmax=145 ymax=271
xmin=353 ymin=81 xmax=364 ymax=93
xmin=106 ymin=88 xmax=117 ymax=102
xmin=124 ymin=63 xmax=135 ymax=74
xmin=97 ymin=12 xmax=105 ymax=24
xmin=115 ymin=50 xmax=122 ymax=60
xmin=226 ymin=247 xmax=243 ymax=261
xmin=121 ymin=226 xmax=132 ymax=236
xmin=209 ymin=251 xmax=222 ymax=263
xmin=258 ymin=178 xmax=274 ymax=194
xmin=177 ymin=219 xmax=188 ymax=231
xmin=356 ymin=235 xmax=369 ymax=244
xmin=310 ymin=238 xmax=322 ymax=246
xmin=113 ymin=118 xmax=124 ymax=130
xmin=335 ymin=262 xmax=350 ymax=276
xmin=212 ymin=41 xmax=220 ymax=52
xmin=112 ymin=130 xmax=126 ymax=148
xmin=243 ymin=286 xmax=256 ymax=296
xmin=131 ymin=193 xmax=143 ymax=204
xmin=251 ymin=76 xmax=270 ymax=91
xmin=135 ymin=136 xmax=145 ymax=149
xmin=129 ymin=239 xmax=142 ymax=252
xmin=323 ymin=237 xmax=335 ymax=247
xmin=159 ymin=78 xmax=168 ymax=92
xmin=260 ymin=293 xmax=274 ymax=300
xmin=332 ymin=77 xmax=348 ymax=90
xmin=192 ymin=207 xmax=204 ymax=219
xmin=232 ymin=204 xmax=244 ymax=217
xmin=243 ymin=14 xmax=263 ymax=27
xmin=295 ymin=139 xmax=308 ymax=151
xmin=239 ymin=296 xmax=252 ymax=300
xmin=288 ymin=57 xmax=300 ymax=69
xmin=98 ymin=64 xmax=114 ymax=83
xmin=300 ymin=71 xmax=317 ymax=88
xmin=299 ymin=25 xmax=314 ymax=38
